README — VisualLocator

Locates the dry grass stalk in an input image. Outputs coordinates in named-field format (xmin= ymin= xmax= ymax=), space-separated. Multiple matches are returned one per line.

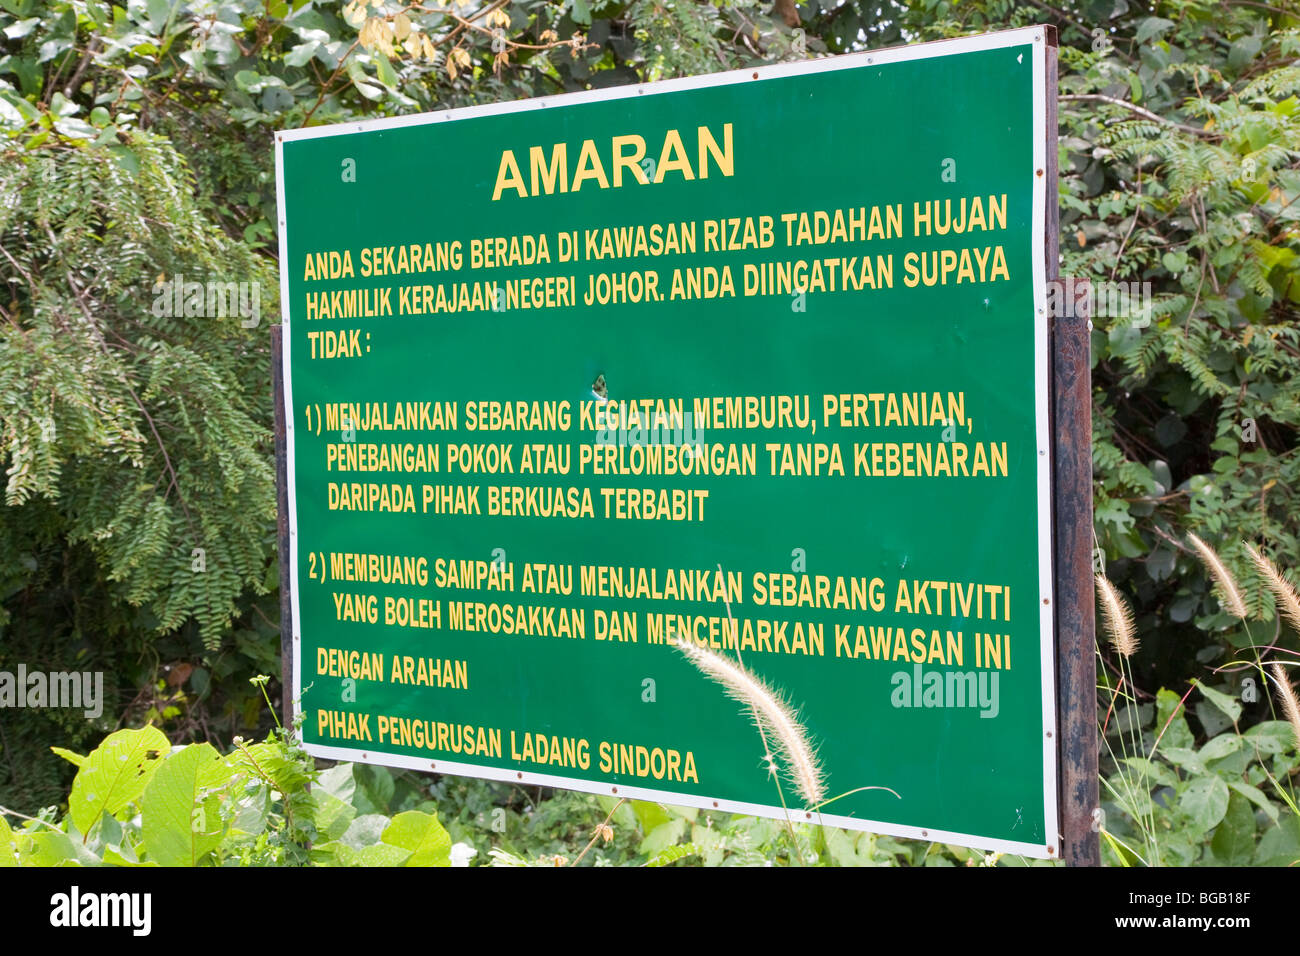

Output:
xmin=673 ymin=637 xmax=825 ymax=806
xmin=1268 ymin=662 xmax=1300 ymax=751
xmin=1095 ymin=574 xmax=1138 ymax=657
xmin=1187 ymin=532 xmax=1249 ymax=619
xmin=1243 ymin=542 xmax=1300 ymax=634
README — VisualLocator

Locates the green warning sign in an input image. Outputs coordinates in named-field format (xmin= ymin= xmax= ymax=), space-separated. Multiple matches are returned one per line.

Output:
xmin=276 ymin=26 xmax=1059 ymax=856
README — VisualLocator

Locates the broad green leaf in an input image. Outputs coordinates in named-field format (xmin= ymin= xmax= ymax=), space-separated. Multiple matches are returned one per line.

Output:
xmin=228 ymin=786 xmax=272 ymax=839
xmin=346 ymin=60 xmax=383 ymax=100
xmin=373 ymin=53 xmax=398 ymax=89
xmin=381 ymin=810 xmax=451 ymax=867
xmin=1228 ymin=35 xmax=1262 ymax=73
xmin=310 ymin=839 xmax=410 ymax=867
xmin=69 ymin=726 xmax=170 ymax=834
xmin=1127 ymin=72 xmax=1142 ymax=104
xmin=1181 ymin=775 xmax=1230 ymax=831
xmin=49 ymin=746 xmax=86 ymax=768
xmin=1256 ymin=814 xmax=1300 ymax=866
xmin=645 ymin=842 xmax=699 ymax=867
xmin=630 ymin=799 xmax=674 ymax=833
xmin=340 ymin=813 xmax=390 ymax=850
xmin=0 ymin=816 xmax=16 ymax=866
xmin=353 ymin=842 xmax=411 ymax=866
xmin=141 ymin=743 xmax=225 ymax=867
xmin=1199 ymin=733 xmax=1242 ymax=762
xmin=352 ymin=764 xmax=395 ymax=814
xmin=1135 ymin=17 xmax=1174 ymax=43
xmin=0 ymin=90 xmax=39 ymax=130
xmin=3 ymin=16 xmax=39 ymax=39
xmin=233 ymin=70 xmax=276 ymax=94
xmin=284 ymin=41 xmax=318 ymax=67
xmin=312 ymin=790 xmax=356 ymax=842
xmin=54 ymin=117 xmax=97 ymax=140
xmin=824 ymin=826 xmax=862 ymax=867
xmin=307 ymin=840 xmax=348 ymax=866
xmin=1195 ymin=700 xmax=1235 ymax=737
xmin=108 ymin=144 xmax=139 ymax=174
xmin=1226 ymin=779 xmax=1279 ymax=825
xmin=639 ymin=818 xmax=686 ymax=856
xmin=48 ymin=92 xmax=77 ymax=118
xmin=945 ymin=843 xmax=975 ymax=864
xmin=102 ymin=847 xmax=158 ymax=867
xmin=22 ymin=830 xmax=101 ymax=866
xmin=1210 ymin=791 xmax=1255 ymax=864
xmin=1154 ymin=689 xmax=1193 ymax=751
xmin=1193 ymin=680 xmax=1242 ymax=724
xmin=1161 ymin=747 xmax=1206 ymax=774
xmin=144 ymin=0 xmax=172 ymax=33
xmin=1244 ymin=721 xmax=1296 ymax=755
xmin=317 ymin=762 xmax=356 ymax=802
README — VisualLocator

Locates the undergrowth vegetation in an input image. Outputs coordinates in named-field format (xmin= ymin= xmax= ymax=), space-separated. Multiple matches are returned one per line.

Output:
xmin=1097 ymin=538 xmax=1300 ymax=866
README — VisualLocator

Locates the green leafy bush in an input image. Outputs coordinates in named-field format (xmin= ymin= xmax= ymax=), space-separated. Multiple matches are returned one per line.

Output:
xmin=0 ymin=724 xmax=465 ymax=867
xmin=1101 ymin=687 xmax=1300 ymax=866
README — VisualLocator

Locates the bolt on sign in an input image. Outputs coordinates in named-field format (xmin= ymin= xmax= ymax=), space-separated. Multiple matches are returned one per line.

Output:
xmin=276 ymin=26 xmax=1060 ymax=857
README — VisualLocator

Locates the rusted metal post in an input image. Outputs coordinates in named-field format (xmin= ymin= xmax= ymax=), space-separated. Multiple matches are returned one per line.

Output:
xmin=1052 ymin=276 xmax=1098 ymax=867
xmin=272 ymin=324 xmax=294 ymax=729
xmin=1043 ymin=28 xmax=1100 ymax=866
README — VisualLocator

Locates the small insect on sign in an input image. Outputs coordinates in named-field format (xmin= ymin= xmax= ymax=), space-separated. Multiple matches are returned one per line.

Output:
xmin=276 ymin=25 xmax=1064 ymax=857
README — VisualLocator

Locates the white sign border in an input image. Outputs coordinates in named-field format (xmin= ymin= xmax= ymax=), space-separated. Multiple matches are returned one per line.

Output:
xmin=275 ymin=25 xmax=1060 ymax=860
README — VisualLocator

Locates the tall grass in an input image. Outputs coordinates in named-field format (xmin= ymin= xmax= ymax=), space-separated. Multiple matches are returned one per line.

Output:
xmin=1097 ymin=536 xmax=1300 ymax=865
xmin=672 ymin=638 xmax=826 ymax=807
xmin=1094 ymin=572 xmax=1155 ymax=865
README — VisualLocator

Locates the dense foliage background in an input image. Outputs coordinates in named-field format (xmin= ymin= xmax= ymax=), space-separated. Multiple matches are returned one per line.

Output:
xmin=1 ymin=0 xmax=1298 ymax=864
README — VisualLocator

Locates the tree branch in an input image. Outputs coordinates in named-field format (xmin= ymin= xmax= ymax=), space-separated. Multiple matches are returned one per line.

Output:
xmin=1061 ymin=93 xmax=1222 ymax=139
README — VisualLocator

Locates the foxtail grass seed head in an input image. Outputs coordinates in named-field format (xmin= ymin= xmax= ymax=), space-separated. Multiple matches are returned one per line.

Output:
xmin=1269 ymin=662 xmax=1300 ymax=751
xmin=1095 ymin=574 xmax=1138 ymax=657
xmin=1187 ymin=532 xmax=1249 ymax=619
xmin=673 ymin=637 xmax=825 ymax=806
xmin=1244 ymin=542 xmax=1300 ymax=634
